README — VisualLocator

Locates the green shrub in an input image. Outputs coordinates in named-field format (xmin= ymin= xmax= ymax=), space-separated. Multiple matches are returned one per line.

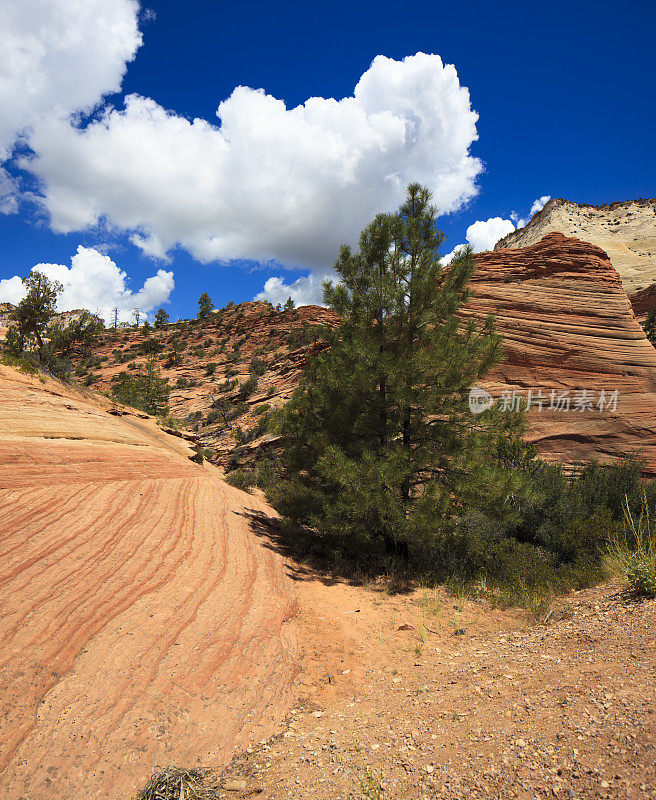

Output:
xmin=1 ymin=352 xmax=38 ymax=375
xmin=239 ymin=375 xmax=258 ymax=398
xmin=190 ymin=445 xmax=204 ymax=464
xmin=225 ymin=469 xmax=256 ymax=493
xmin=111 ymin=358 xmax=170 ymax=415
xmin=249 ymin=357 xmax=267 ymax=376
xmin=607 ymin=494 xmax=656 ymax=596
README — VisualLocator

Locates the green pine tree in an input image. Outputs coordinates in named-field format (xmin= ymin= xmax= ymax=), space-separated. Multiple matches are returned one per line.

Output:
xmin=111 ymin=356 xmax=170 ymax=415
xmin=197 ymin=292 xmax=214 ymax=319
xmin=154 ymin=308 xmax=169 ymax=328
xmin=11 ymin=271 xmax=62 ymax=361
xmin=269 ymin=183 xmax=532 ymax=563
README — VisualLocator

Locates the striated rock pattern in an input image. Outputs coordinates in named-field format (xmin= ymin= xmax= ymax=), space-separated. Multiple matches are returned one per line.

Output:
xmin=0 ymin=365 xmax=299 ymax=800
xmin=495 ymin=198 xmax=656 ymax=293
xmin=466 ymin=233 xmax=656 ymax=473
xmin=66 ymin=238 xmax=656 ymax=475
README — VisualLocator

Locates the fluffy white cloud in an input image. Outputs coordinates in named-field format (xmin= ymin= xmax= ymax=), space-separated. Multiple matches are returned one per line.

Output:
xmin=465 ymin=216 xmax=516 ymax=252
xmin=0 ymin=0 xmax=141 ymax=163
xmin=256 ymin=273 xmax=327 ymax=307
xmin=0 ymin=275 xmax=25 ymax=305
xmin=529 ymin=194 xmax=551 ymax=217
xmin=23 ymin=53 xmax=482 ymax=270
xmin=0 ymin=246 xmax=174 ymax=324
xmin=443 ymin=216 xmax=516 ymax=264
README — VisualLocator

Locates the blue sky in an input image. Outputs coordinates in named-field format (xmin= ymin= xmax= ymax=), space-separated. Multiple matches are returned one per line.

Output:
xmin=1 ymin=0 xmax=654 ymax=322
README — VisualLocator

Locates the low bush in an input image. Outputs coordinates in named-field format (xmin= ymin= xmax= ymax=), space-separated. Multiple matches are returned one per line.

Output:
xmin=225 ymin=468 xmax=256 ymax=493
xmin=606 ymin=495 xmax=656 ymax=596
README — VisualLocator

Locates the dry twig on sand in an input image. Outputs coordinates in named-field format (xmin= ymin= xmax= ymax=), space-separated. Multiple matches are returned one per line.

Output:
xmin=136 ymin=766 xmax=220 ymax=800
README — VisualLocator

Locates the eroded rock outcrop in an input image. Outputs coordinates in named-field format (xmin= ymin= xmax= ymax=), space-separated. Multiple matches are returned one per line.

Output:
xmin=0 ymin=365 xmax=298 ymax=799
xmin=495 ymin=198 xmax=656 ymax=293
xmin=467 ymin=233 xmax=656 ymax=473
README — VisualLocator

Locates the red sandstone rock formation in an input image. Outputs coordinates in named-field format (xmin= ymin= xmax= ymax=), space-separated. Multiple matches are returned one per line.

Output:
xmin=0 ymin=365 xmax=298 ymax=800
xmin=70 ymin=238 xmax=656 ymax=475
xmin=465 ymin=233 xmax=656 ymax=473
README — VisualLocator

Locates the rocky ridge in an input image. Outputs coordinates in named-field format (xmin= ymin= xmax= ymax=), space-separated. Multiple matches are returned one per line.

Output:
xmin=495 ymin=198 xmax=656 ymax=294
xmin=473 ymin=232 xmax=656 ymax=473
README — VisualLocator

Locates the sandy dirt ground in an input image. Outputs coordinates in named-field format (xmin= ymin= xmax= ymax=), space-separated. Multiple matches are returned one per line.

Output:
xmin=218 ymin=572 xmax=656 ymax=800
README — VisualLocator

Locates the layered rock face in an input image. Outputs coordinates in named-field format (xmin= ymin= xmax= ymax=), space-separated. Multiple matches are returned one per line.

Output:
xmin=64 ymin=237 xmax=656 ymax=474
xmin=465 ymin=233 xmax=656 ymax=473
xmin=0 ymin=365 xmax=299 ymax=799
xmin=495 ymin=198 xmax=656 ymax=293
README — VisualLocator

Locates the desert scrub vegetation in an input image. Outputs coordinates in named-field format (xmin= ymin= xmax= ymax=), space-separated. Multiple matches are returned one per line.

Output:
xmin=110 ymin=357 xmax=171 ymax=415
xmin=606 ymin=494 xmax=656 ymax=596
xmin=264 ymin=184 xmax=656 ymax=603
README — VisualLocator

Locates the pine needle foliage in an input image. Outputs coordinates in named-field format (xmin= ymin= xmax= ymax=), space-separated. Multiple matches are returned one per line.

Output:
xmin=269 ymin=184 xmax=534 ymax=562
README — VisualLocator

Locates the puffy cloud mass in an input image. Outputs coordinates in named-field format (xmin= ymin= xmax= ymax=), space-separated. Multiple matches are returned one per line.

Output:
xmin=0 ymin=246 xmax=174 ymax=324
xmin=23 ymin=53 xmax=483 ymax=270
xmin=0 ymin=0 xmax=141 ymax=165
xmin=529 ymin=194 xmax=551 ymax=216
xmin=443 ymin=193 xmax=552 ymax=264
xmin=443 ymin=216 xmax=515 ymax=264
xmin=464 ymin=217 xmax=516 ymax=252
xmin=256 ymin=273 xmax=327 ymax=307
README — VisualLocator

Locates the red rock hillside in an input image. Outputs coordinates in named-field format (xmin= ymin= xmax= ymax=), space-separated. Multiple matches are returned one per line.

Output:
xmin=465 ymin=232 xmax=656 ymax=474
xmin=67 ymin=234 xmax=656 ymax=475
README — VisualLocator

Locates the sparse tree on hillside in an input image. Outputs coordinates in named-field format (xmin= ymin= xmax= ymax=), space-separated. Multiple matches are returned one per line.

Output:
xmin=111 ymin=307 xmax=119 ymax=330
xmin=111 ymin=356 xmax=170 ymax=415
xmin=142 ymin=319 xmax=151 ymax=333
xmin=11 ymin=271 xmax=62 ymax=361
xmin=270 ymin=183 xmax=532 ymax=559
xmin=284 ymin=296 xmax=295 ymax=312
xmin=197 ymin=292 xmax=214 ymax=320
xmin=47 ymin=311 xmax=104 ymax=358
xmin=133 ymin=308 xmax=141 ymax=327
xmin=154 ymin=308 xmax=169 ymax=328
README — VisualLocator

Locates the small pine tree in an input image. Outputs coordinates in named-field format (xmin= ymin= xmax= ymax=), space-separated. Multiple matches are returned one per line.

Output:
xmin=283 ymin=296 xmax=295 ymax=312
xmin=197 ymin=293 xmax=214 ymax=319
xmin=11 ymin=271 xmax=62 ymax=361
xmin=154 ymin=308 xmax=169 ymax=328
xmin=111 ymin=356 xmax=170 ymax=415
xmin=133 ymin=308 xmax=141 ymax=327
xmin=270 ymin=183 xmax=532 ymax=561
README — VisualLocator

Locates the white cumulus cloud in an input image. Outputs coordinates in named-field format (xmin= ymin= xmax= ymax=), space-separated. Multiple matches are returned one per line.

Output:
xmin=0 ymin=246 xmax=174 ymax=324
xmin=256 ymin=273 xmax=327 ymax=307
xmin=465 ymin=217 xmax=516 ymax=252
xmin=23 ymin=53 xmax=483 ymax=271
xmin=529 ymin=194 xmax=551 ymax=216
xmin=443 ymin=216 xmax=515 ymax=263
xmin=0 ymin=0 xmax=141 ymax=165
